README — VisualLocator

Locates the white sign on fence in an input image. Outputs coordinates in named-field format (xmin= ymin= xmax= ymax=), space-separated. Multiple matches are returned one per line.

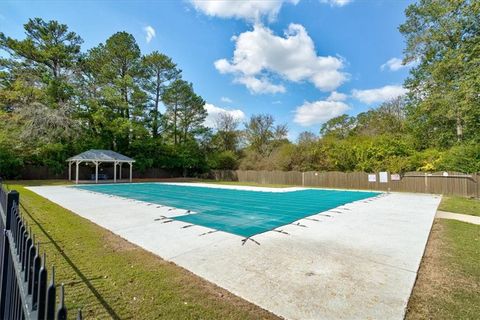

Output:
xmin=379 ymin=171 xmax=389 ymax=183
xmin=368 ymin=174 xmax=376 ymax=182
xmin=391 ymin=173 xmax=401 ymax=181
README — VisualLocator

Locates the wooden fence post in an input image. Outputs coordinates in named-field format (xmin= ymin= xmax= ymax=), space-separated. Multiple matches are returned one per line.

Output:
xmin=475 ymin=173 xmax=480 ymax=199
xmin=424 ymin=173 xmax=428 ymax=193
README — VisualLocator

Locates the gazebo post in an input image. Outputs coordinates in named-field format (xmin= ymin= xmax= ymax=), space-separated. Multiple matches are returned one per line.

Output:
xmin=95 ymin=161 xmax=99 ymax=184
xmin=119 ymin=163 xmax=122 ymax=181
xmin=75 ymin=160 xmax=79 ymax=184
xmin=68 ymin=161 xmax=72 ymax=181
xmin=114 ymin=161 xmax=117 ymax=183
xmin=129 ymin=162 xmax=133 ymax=183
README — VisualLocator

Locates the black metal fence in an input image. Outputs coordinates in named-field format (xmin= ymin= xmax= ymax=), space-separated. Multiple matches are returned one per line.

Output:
xmin=0 ymin=180 xmax=82 ymax=319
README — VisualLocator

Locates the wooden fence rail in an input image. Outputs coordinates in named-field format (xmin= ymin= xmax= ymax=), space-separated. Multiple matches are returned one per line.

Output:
xmin=209 ymin=170 xmax=479 ymax=198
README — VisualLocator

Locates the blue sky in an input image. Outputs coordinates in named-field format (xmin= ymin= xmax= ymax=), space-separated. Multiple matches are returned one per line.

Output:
xmin=0 ymin=0 xmax=414 ymax=140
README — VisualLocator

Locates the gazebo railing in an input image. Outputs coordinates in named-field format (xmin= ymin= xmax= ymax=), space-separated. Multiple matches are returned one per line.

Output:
xmin=0 ymin=179 xmax=82 ymax=319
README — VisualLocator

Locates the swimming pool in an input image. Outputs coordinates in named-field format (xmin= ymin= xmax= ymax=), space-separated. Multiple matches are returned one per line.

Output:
xmin=74 ymin=183 xmax=380 ymax=237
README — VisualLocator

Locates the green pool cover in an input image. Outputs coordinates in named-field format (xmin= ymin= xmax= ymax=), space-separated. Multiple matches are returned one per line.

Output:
xmin=74 ymin=183 xmax=380 ymax=237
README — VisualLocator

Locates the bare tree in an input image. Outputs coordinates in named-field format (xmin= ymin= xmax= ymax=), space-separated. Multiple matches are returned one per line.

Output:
xmin=297 ymin=131 xmax=318 ymax=145
xmin=214 ymin=112 xmax=239 ymax=132
xmin=213 ymin=112 xmax=240 ymax=152
xmin=244 ymin=114 xmax=288 ymax=156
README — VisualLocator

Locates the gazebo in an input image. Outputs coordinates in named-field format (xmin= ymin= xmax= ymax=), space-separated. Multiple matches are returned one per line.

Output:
xmin=66 ymin=150 xmax=135 ymax=184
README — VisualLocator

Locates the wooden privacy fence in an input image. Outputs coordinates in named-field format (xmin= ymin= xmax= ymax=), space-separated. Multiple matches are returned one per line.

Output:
xmin=0 ymin=179 xmax=81 ymax=319
xmin=210 ymin=170 xmax=479 ymax=198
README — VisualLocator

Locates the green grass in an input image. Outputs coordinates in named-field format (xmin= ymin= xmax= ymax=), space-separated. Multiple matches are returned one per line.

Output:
xmin=406 ymin=219 xmax=480 ymax=319
xmin=7 ymin=179 xmax=73 ymax=186
xmin=439 ymin=196 xmax=480 ymax=217
xmin=6 ymin=181 xmax=278 ymax=320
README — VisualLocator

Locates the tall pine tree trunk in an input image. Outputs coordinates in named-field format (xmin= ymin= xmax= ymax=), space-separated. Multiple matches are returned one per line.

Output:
xmin=173 ymin=103 xmax=177 ymax=145
xmin=153 ymin=72 xmax=161 ymax=137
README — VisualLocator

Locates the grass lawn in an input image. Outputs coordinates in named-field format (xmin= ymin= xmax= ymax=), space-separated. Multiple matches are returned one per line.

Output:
xmin=406 ymin=219 xmax=480 ymax=319
xmin=439 ymin=196 xmax=480 ymax=217
xmin=5 ymin=180 xmax=278 ymax=320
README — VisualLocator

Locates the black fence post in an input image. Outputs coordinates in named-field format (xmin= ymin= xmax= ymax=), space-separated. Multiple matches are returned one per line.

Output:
xmin=27 ymin=234 xmax=36 ymax=285
xmin=23 ymin=228 xmax=33 ymax=276
xmin=20 ymin=223 xmax=29 ymax=270
xmin=0 ymin=190 xmax=19 ymax=317
xmin=56 ymin=284 xmax=67 ymax=320
xmin=5 ymin=190 xmax=19 ymax=230
xmin=31 ymin=242 xmax=41 ymax=310
xmin=0 ymin=228 xmax=9 ymax=317
xmin=45 ymin=266 xmax=56 ymax=320
xmin=37 ymin=252 xmax=47 ymax=320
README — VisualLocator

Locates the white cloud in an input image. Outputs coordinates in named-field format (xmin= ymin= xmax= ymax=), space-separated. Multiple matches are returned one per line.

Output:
xmin=144 ymin=26 xmax=156 ymax=43
xmin=326 ymin=91 xmax=347 ymax=102
xmin=380 ymin=57 xmax=418 ymax=71
xmin=320 ymin=0 xmax=353 ymax=7
xmin=352 ymin=85 xmax=407 ymax=104
xmin=381 ymin=57 xmax=403 ymax=71
xmin=204 ymin=103 xmax=246 ymax=128
xmin=294 ymin=100 xmax=349 ymax=126
xmin=215 ymin=23 xmax=348 ymax=94
xmin=220 ymin=96 xmax=233 ymax=103
xmin=190 ymin=0 xmax=299 ymax=22
xmin=235 ymin=76 xmax=286 ymax=94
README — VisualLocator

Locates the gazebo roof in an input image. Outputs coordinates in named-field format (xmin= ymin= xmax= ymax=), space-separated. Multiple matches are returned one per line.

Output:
xmin=66 ymin=149 xmax=135 ymax=162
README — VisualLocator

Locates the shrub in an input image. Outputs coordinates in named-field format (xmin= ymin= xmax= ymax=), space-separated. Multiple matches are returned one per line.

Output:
xmin=438 ymin=143 xmax=480 ymax=173
xmin=208 ymin=150 xmax=238 ymax=170
xmin=0 ymin=145 xmax=23 ymax=178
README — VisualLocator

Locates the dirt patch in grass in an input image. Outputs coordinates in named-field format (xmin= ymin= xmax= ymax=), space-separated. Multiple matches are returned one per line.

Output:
xmin=406 ymin=219 xmax=480 ymax=319
xmin=406 ymin=221 xmax=447 ymax=319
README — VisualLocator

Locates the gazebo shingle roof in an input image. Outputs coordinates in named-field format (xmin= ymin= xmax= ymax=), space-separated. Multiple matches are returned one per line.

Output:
xmin=66 ymin=149 xmax=134 ymax=162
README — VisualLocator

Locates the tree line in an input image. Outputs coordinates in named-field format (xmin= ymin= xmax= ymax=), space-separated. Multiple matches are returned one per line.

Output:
xmin=0 ymin=18 xmax=211 ymax=176
xmin=0 ymin=0 xmax=479 ymax=178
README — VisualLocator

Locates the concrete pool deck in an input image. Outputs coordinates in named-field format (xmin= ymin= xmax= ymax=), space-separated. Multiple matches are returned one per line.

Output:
xmin=27 ymin=183 xmax=441 ymax=320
